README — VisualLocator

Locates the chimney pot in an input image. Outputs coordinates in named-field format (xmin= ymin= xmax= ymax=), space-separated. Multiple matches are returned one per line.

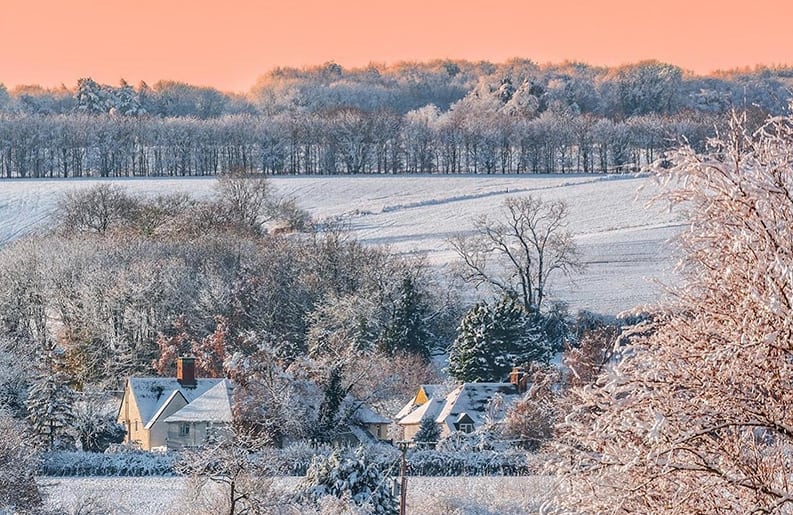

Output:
xmin=177 ymin=356 xmax=196 ymax=388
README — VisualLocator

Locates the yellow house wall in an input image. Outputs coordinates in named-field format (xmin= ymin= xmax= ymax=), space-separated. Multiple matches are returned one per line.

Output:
xmin=117 ymin=382 xmax=188 ymax=450
xmin=403 ymin=423 xmax=420 ymax=441
xmin=118 ymin=382 xmax=149 ymax=449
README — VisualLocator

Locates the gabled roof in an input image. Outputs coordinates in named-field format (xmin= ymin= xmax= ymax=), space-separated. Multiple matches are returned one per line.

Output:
xmin=126 ymin=377 xmax=225 ymax=427
xmin=394 ymin=384 xmax=446 ymax=420
xmin=435 ymin=382 xmax=518 ymax=429
xmin=164 ymin=379 xmax=234 ymax=424
xmin=398 ymin=382 xmax=521 ymax=435
xmin=351 ymin=401 xmax=391 ymax=425
xmin=398 ymin=396 xmax=445 ymax=425
xmin=144 ymin=390 xmax=187 ymax=430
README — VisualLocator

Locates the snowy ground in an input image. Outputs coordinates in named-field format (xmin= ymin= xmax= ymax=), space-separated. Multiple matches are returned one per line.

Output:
xmin=40 ymin=475 xmax=555 ymax=514
xmin=0 ymin=174 xmax=685 ymax=315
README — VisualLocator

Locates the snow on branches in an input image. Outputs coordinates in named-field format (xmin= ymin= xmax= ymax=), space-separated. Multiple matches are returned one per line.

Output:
xmin=552 ymin=111 xmax=793 ymax=512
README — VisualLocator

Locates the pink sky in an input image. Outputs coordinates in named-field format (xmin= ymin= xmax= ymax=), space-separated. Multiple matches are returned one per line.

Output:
xmin=1 ymin=0 xmax=791 ymax=92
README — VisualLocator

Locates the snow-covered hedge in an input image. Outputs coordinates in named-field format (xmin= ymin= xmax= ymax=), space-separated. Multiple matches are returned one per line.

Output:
xmin=40 ymin=450 xmax=176 ymax=477
xmin=407 ymin=449 xmax=536 ymax=476
xmin=39 ymin=444 xmax=537 ymax=477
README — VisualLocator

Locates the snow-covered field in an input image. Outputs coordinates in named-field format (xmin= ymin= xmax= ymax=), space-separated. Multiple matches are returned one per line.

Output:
xmin=0 ymin=174 xmax=684 ymax=314
xmin=40 ymin=475 xmax=555 ymax=514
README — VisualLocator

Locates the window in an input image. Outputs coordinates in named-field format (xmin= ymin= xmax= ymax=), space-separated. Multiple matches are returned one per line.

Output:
xmin=134 ymin=420 xmax=138 ymax=431
xmin=179 ymin=423 xmax=190 ymax=436
xmin=459 ymin=423 xmax=474 ymax=433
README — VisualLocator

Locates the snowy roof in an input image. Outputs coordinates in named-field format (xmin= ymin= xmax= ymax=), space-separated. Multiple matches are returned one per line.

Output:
xmin=164 ymin=379 xmax=234 ymax=424
xmin=127 ymin=377 xmax=225 ymax=427
xmin=144 ymin=390 xmax=187 ymax=430
xmin=398 ymin=397 xmax=446 ymax=425
xmin=351 ymin=402 xmax=391 ymax=425
xmin=397 ymin=382 xmax=520 ymax=435
xmin=435 ymin=383 xmax=519 ymax=432
xmin=394 ymin=384 xmax=446 ymax=420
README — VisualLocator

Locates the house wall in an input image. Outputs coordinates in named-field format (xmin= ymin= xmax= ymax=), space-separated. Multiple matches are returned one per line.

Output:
xmin=166 ymin=421 xmax=205 ymax=449
xmin=403 ymin=423 xmax=420 ymax=441
xmin=166 ymin=422 xmax=232 ymax=449
xmin=118 ymin=382 xmax=148 ymax=449
xmin=365 ymin=423 xmax=390 ymax=441
xmin=147 ymin=396 xmax=189 ymax=449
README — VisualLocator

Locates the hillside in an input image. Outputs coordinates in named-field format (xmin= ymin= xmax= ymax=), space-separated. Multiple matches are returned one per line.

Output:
xmin=0 ymin=173 xmax=684 ymax=315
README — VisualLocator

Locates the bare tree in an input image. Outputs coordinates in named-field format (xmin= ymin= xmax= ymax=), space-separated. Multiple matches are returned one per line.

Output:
xmin=552 ymin=112 xmax=793 ymax=512
xmin=57 ymin=183 xmax=141 ymax=234
xmin=451 ymin=195 xmax=581 ymax=313
xmin=176 ymin=426 xmax=285 ymax=515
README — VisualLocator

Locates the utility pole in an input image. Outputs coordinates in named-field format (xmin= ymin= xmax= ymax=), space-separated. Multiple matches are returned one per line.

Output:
xmin=398 ymin=440 xmax=409 ymax=515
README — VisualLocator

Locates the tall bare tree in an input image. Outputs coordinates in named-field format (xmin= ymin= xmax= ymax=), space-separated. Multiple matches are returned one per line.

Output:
xmin=451 ymin=195 xmax=582 ymax=313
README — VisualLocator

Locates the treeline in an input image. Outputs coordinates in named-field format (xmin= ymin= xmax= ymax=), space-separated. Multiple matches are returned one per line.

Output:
xmin=1 ymin=59 xmax=791 ymax=178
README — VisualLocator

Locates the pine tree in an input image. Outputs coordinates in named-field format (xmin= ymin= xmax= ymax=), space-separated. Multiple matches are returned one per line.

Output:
xmin=448 ymin=295 xmax=551 ymax=382
xmin=413 ymin=416 xmax=441 ymax=449
xmin=26 ymin=339 xmax=76 ymax=450
xmin=379 ymin=275 xmax=432 ymax=359
xmin=315 ymin=363 xmax=348 ymax=442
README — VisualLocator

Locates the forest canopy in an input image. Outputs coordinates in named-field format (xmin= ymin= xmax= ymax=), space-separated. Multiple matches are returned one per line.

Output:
xmin=1 ymin=60 xmax=791 ymax=178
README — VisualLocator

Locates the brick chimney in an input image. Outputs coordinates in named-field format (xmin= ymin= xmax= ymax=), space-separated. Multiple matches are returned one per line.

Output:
xmin=509 ymin=366 xmax=527 ymax=394
xmin=177 ymin=356 xmax=196 ymax=388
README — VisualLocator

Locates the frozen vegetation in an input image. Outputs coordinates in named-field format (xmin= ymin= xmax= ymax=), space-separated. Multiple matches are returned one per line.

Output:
xmin=41 ymin=475 xmax=554 ymax=515
xmin=0 ymin=173 xmax=682 ymax=314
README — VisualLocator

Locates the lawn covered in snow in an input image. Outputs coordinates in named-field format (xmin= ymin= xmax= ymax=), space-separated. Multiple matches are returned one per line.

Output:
xmin=40 ymin=475 xmax=555 ymax=514
xmin=0 ymin=174 xmax=684 ymax=315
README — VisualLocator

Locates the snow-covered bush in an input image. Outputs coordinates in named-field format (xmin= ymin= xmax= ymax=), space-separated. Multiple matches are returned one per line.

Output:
xmin=301 ymin=446 xmax=399 ymax=515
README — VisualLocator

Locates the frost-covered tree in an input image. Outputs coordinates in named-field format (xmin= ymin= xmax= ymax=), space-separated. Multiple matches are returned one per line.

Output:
xmin=176 ymin=426 xmax=281 ymax=515
xmin=553 ymin=111 xmax=793 ymax=512
xmin=72 ymin=393 xmax=126 ymax=452
xmin=413 ymin=416 xmax=441 ymax=449
xmin=451 ymin=195 xmax=581 ymax=314
xmin=301 ymin=446 xmax=398 ymax=514
xmin=26 ymin=339 xmax=76 ymax=450
xmin=448 ymin=295 xmax=550 ymax=382
xmin=501 ymin=364 xmax=561 ymax=450
xmin=57 ymin=183 xmax=141 ymax=234
xmin=379 ymin=275 xmax=433 ymax=359
xmin=0 ymin=412 xmax=42 ymax=512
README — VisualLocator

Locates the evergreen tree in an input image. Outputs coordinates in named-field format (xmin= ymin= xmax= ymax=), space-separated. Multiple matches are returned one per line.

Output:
xmin=413 ymin=416 xmax=441 ymax=449
xmin=448 ymin=295 xmax=551 ymax=382
xmin=379 ymin=275 xmax=432 ymax=359
xmin=26 ymin=339 xmax=76 ymax=450
xmin=315 ymin=363 xmax=349 ymax=442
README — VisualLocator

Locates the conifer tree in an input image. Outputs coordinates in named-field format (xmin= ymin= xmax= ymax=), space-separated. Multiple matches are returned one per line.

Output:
xmin=26 ymin=338 xmax=76 ymax=450
xmin=315 ymin=363 xmax=349 ymax=442
xmin=448 ymin=295 xmax=550 ymax=382
xmin=379 ymin=275 xmax=432 ymax=359
xmin=413 ymin=416 xmax=441 ymax=449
